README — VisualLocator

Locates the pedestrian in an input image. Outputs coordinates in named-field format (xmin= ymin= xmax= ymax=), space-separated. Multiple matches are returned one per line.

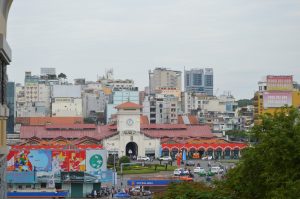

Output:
xmin=111 ymin=187 xmax=115 ymax=198
xmin=93 ymin=189 xmax=97 ymax=198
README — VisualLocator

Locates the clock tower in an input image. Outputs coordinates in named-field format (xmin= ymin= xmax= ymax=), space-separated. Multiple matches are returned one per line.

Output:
xmin=103 ymin=101 xmax=160 ymax=159
xmin=115 ymin=102 xmax=141 ymax=133
xmin=115 ymin=102 xmax=142 ymax=157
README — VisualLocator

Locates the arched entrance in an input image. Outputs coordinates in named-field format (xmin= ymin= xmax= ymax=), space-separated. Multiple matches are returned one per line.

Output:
xmin=126 ymin=142 xmax=138 ymax=158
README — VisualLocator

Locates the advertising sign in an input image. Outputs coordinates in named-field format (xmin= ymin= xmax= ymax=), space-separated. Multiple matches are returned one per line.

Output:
xmin=68 ymin=150 xmax=86 ymax=171
xmin=127 ymin=179 xmax=180 ymax=186
xmin=267 ymin=75 xmax=293 ymax=91
xmin=36 ymin=171 xmax=61 ymax=183
xmin=28 ymin=150 xmax=52 ymax=171
xmin=85 ymin=170 xmax=113 ymax=183
xmin=14 ymin=150 xmax=32 ymax=171
xmin=52 ymin=150 xmax=69 ymax=171
xmin=263 ymin=92 xmax=292 ymax=108
xmin=7 ymin=150 xmax=15 ymax=171
xmin=86 ymin=150 xmax=107 ymax=172
xmin=7 ymin=171 xmax=35 ymax=183
xmin=61 ymin=172 xmax=84 ymax=183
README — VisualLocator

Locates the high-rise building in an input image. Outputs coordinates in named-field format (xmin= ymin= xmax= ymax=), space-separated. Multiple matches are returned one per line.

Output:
xmin=149 ymin=68 xmax=182 ymax=94
xmin=184 ymin=68 xmax=213 ymax=96
xmin=0 ymin=1 xmax=13 ymax=198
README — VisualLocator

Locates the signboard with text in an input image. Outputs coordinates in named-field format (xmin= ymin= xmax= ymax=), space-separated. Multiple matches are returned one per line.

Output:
xmin=263 ymin=91 xmax=292 ymax=108
xmin=7 ymin=171 xmax=35 ymax=183
xmin=267 ymin=75 xmax=293 ymax=91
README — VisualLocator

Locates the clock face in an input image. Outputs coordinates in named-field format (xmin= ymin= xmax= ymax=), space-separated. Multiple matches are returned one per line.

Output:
xmin=127 ymin=118 xmax=134 ymax=126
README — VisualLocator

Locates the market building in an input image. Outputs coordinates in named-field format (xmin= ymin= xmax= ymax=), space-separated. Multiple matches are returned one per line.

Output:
xmin=6 ymin=144 xmax=111 ymax=198
xmin=19 ymin=102 xmax=246 ymax=159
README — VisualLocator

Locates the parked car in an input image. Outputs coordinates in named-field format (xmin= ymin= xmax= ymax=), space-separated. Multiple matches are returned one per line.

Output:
xmin=186 ymin=161 xmax=195 ymax=166
xmin=174 ymin=168 xmax=189 ymax=176
xmin=210 ymin=166 xmax=224 ymax=174
xmin=130 ymin=187 xmax=152 ymax=196
xmin=159 ymin=156 xmax=172 ymax=161
xmin=201 ymin=155 xmax=213 ymax=160
xmin=137 ymin=156 xmax=150 ymax=161
xmin=193 ymin=167 xmax=205 ymax=174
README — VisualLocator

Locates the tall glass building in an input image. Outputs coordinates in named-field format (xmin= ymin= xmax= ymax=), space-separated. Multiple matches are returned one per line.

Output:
xmin=184 ymin=68 xmax=213 ymax=96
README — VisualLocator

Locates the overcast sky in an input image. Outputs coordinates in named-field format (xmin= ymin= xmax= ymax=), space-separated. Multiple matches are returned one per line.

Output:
xmin=6 ymin=0 xmax=300 ymax=99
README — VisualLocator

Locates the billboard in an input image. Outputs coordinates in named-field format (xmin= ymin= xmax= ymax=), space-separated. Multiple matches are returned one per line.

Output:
xmin=61 ymin=172 xmax=84 ymax=183
xmin=267 ymin=76 xmax=293 ymax=91
xmin=68 ymin=150 xmax=86 ymax=171
xmin=52 ymin=150 xmax=69 ymax=172
xmin=7 ymin=171 xmax=35 ymax=183
xmin=85 ymin=170 xmax=113 ymax=183
xmin=36 ymin=171 xmax=61 ymax=184
xmin=7 ymin=150 xmax=15 ymax=171
xmin=28 ymin=150 xmax=52 ymax=171
xmin=263 ymin=92 xmax=292 ymax=108
xmin=14 ymin=150 xmax=32 ymax=171
xmin=86 ymin=150 xmax=107 ymax=172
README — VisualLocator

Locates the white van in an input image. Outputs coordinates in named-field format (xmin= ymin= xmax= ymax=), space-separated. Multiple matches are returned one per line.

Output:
xmin=210 ymin=166 xmax=224 ymax=174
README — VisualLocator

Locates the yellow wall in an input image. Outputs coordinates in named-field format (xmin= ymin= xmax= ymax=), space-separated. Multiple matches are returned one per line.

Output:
xmin=260 ymin=91 xmax=300 ymax=115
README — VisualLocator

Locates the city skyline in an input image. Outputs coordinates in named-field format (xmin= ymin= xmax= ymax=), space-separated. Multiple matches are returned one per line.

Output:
xmin=6 ymin=0 xmax=300 ymax=99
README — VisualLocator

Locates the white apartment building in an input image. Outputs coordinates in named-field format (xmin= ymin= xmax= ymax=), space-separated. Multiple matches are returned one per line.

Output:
xmin=149 ymin=68 xmax=182 ymax=94
xmin=51 ymin=85 xmax=82 ymax=117
xmin=143 ymin=94 xmax=179 ymax=124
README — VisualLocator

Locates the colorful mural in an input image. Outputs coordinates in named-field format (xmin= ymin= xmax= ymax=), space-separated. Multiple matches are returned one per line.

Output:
xmin=68 ymin=150 xmax=86 ymax=171
xmin=28 ymin=150 xmax=52 ymax=171
xmin=52 ymin=150 xmax=69 ymax=172
xmin=14 ymin=150 xmax=32 ymax=171
xmin=7 ymin=150 xmax=15 ymax=171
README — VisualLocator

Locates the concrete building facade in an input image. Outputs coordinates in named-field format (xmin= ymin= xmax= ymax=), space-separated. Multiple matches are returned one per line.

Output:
xmin=51 ymin=85 xmax=82 ymax=117
xmin=0 ymin=1 xmax=13 ymax=198
xmin=6 ymin=82 xmax=15 ymax=134
xmin=149 ymin=68 xmax=182 ymax=94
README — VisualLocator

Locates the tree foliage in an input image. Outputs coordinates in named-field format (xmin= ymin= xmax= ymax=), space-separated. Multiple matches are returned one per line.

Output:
xmin=237 ymin=99 xmax=253 ymax=107
xmin=58 ymin=72 xmax=67 ymax=79
xmin=155 ymin=108 xmax=300 ymax=199
xmin=118 ymin=156 xmax=130 ymax=166
xmin=219 ymin=107 xmax=300 ymax=199
xmin=154 ymin=182 xmax=229 ymax=199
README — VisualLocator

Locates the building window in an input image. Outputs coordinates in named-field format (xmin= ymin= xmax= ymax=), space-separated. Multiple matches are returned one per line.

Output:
xmin=205 ymin=75 xmax=213 ymax=87
xmin=186 ymin=74 xmax=190 ymax=86
xmin=193 ymin=74 xmax=202 ymax=86
xmin=41 ymin=183 xmax=47 ymax=188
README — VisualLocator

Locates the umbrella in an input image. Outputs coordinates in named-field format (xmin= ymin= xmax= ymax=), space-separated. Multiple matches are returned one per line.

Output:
xmin=113 ymin=192 xmax=131 ymax=198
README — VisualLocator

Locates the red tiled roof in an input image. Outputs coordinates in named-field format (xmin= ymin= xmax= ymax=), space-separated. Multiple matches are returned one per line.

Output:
xmin=143 ymin=125 xmax=214 ymax=138
xmin=188 ymin=115 xmax=199 ymax=125
xmin=140 ymin=115 xmax=149 ymax=125
xmin=20 ymin=123 xmax=213 ymax=140
xmin=178 ymin=116 xmax=184 ymax=124
xmin=141 ymin=124 xmax=187 ymax=130
xmin=161 ymin=143 xmax=247 ymax=150
xmin=115 ymin=102 xmax=143 ymax=109
xmin=45 ymin=124 xmax=96 ymax=129
xmin=20 ymin=125 xmax=117 ymax=140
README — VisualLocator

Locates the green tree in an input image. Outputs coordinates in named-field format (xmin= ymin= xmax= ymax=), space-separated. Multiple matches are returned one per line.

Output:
xmin=58 ymin=72 xmax=67 ymax=79
xmin=219 ymin=107 xmax=300 ymax=199
xmin=118 ymin=156 xmax=130 ymax=166
xmin=237 ymin=99 xmax=253 ymax=107
xmin=154 ymin=182 xmax=229 ymax=199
